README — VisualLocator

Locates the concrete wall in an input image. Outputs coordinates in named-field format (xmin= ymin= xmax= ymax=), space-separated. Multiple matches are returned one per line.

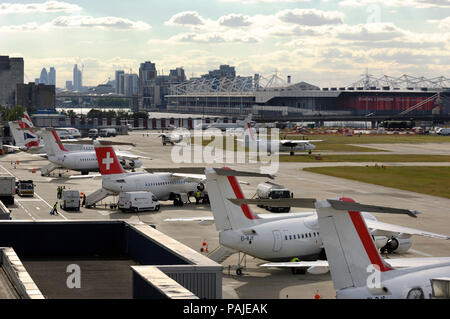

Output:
xmin=0 ymin=247 xmax=44 ymax=299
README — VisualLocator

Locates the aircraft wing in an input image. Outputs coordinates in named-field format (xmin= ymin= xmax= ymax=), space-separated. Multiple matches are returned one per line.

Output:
xmin=261 ymin=257 xmax=450 ymax=269
xmin=366 ymin=219 xmax=450 ymax=240
xmin=164 ymin=216 xmax=215 ymax=225
xmin=69 ymin=174 xmax=101 ymax=180
xmin=116 ymin=151 xmax=151 ymax=160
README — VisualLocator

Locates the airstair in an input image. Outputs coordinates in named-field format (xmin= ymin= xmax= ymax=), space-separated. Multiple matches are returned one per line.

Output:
xmin=85 ymin=188 xmax=115 ymax=208
xmin=40 ymin=163 xmax=60 ymax=176
xmin=208 ymin=245 xmax=237 ymax=263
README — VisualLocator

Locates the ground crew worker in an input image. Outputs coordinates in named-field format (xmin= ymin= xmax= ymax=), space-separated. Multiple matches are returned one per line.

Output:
xmin=50 ymin=202 xmax=58 ymax=215
xmin=82 ymin=193 xmax=86 ymax=207
xmin=195 ymin=191 xmax=201 ymax=204
xmin=57 ymin=186 xmax=62 ymax=199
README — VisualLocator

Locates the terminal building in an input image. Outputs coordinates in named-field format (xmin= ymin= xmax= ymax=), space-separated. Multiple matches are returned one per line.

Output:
xmin=167 ymin=74 xmax=450 ymax=119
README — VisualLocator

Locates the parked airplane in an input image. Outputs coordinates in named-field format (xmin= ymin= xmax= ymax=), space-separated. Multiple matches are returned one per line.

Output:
xmin=239 ymin=123 xmax=322 ymax=155
xmin=86 ymin=141 xmax=208 ymax=206
xmin=170 ymin=168 xmax=449 ymax=275
xmin=40 ymin=128 xmax=144 ymax=176
xmin=22 ymin=111 xmax=81 ymax=138
xmin=259 ymin=197 xmax=450 ymax=299
xmin=193 ymin=114 xmax=253 ymax=131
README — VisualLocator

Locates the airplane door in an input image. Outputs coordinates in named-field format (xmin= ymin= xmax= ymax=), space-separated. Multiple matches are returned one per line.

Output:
xmin=272 ymin=230 xmax=282 ymax=252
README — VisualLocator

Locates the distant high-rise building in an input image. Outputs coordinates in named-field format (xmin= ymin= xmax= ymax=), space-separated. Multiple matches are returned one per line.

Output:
xmin=16 ymin=82 xmax=55 ymax=109
xmin=39 ymin=68 xmax=49 ymax=85
xmin=49 ymin=67 xmax=56 ymax=86
xmin=139 ymin=61 xmax=157 ymax=111
xmin=65 ymin=81 xmax=73 ymax=91
xmin=124 ymin=73 xmax=139 ymax=97
xmin=169 ymin=68 xmax=186 ymax=83
xmin=0 ymin=56 xmax=24 ymax=107
xmin=115 ymin=70 xmax=125 ymax=94
xmin=73 ymin=64 xmax=82 ymax=91
xmin=203 ymin=64 xmax=236 ymax=80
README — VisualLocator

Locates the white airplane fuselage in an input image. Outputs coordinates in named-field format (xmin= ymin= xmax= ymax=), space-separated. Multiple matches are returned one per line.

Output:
xmin=337 ymin=262 xmax=450 ymax=299
xmin=48 ymin=151 xmax=142 ymax=173
xmin=219 ymin=213 xmax=393 ymax=262
xmin=244 ymin=139 xmax=316 ymax=153
xmin=220 ymin=215 xmax=323 ymax=261
xmin=102 ymin=172 xmax=200 ymax=201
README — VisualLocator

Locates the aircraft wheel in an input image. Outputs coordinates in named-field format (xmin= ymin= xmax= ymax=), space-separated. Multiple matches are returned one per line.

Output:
xmin=308 ymin=150 xmax=312 ymax=155
xmin=154 ymin=205 xmax=160 ymax=212
xmin=236 ymin=268 xmax=243 ymax=276
xmin=290 ymin=151 xmax=294 ymax=156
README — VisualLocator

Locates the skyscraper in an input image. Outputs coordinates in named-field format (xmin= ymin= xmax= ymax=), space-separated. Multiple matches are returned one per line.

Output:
xmin=49 ymin=67 xmax=56 ymax=86
xmin=124 ymin=73 xmax=139 ymax=97
xmin=115 ymin=70 xmax=124 ymax=94
xmin=39 ymin=68 xmax=48 ymax=85
xmin=0 ymin=56 xmax=24 ymax=107
xmin=139 ymin=61 xmax=157 ymax=111
xmin=73 ymin=64 xmax=82 ymax=92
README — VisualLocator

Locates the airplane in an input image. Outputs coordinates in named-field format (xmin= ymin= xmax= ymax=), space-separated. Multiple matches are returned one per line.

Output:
xmin=22 ymin=111 xmax=81 ymax=138
xmin=193 ymin=114 xmax=254 ymax=131
xmin=40 ymin=128 xmax=144 ymax=176
xmin=258 ymin=197 xmax=450 ymax=299
xmin=239 ymin=122 xmax=322 ymax=155
xmin=87 ymin=141 xmax=208 ymax=206
xmin=168 ymin=168 xmax=449 ymax=275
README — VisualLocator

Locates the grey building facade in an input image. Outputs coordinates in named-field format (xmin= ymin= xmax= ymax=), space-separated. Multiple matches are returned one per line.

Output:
xmin=0 ymin=56 xmax=24 ymax=107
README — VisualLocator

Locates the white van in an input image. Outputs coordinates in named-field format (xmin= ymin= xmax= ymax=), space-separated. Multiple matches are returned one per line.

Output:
xmin=118 ymin=191 xmax=160 ymax=213
xmin=437 ymin=128 xmax=450 ymax=136
xmin=60 ymin=190 xmax=80 ymax=210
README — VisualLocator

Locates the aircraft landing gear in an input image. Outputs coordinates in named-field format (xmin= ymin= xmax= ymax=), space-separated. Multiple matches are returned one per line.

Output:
xmin=173 ymin=194 xmax=183 ymax=207
xmin=235 ymin=252 xmax=247 ymax=276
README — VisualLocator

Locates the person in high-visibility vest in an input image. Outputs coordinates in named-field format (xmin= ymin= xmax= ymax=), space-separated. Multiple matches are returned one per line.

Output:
xmin=195 ymin=191 xmax=201 ymax=204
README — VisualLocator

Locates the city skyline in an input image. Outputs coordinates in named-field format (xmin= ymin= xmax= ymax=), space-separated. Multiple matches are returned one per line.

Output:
xmin=1 ymin=0 xmax=449 ymax=88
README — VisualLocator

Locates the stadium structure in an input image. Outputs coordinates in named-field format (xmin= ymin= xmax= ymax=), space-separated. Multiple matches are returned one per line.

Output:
xmin=166 ymin=72 xmax=450 ymax=121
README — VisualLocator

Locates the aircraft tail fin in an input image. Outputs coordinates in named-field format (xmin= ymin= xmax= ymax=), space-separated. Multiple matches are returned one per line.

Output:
xmin=94 ymin=143 xmax=127 ymax=176
xmin=41 ymin=128 xmax=68 ymax=156
xmin=315 ymin=197 xmax=394 ymax=291
xmin=22 ymin=112 xmax=34 ymax=128
xmin=205 ymin=167 xmax=262 ymax=231
xmin=8 ymin=121 xmax=25 ymax=147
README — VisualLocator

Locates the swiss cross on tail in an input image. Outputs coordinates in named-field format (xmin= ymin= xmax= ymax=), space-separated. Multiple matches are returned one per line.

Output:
xmin=94 ymin=146 xmax=126 ymax=175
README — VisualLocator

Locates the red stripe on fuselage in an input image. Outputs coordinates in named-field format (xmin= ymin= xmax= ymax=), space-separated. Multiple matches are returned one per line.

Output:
xmin=340 ymin=197 xmax=393 ymax=272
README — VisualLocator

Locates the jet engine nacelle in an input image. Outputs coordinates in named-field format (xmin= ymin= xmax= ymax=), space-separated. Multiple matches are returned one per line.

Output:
xmin=197 ymin=182 xmax=205 ymax=191
xmin=382 ymin=236 xmax=412 ymax=254
xmin=120 ymin=159 xmax=143 ymax=170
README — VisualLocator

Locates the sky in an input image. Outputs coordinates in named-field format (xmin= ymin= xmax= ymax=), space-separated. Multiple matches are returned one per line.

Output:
xmin=1 ymin=0 xmax=449 ymax=88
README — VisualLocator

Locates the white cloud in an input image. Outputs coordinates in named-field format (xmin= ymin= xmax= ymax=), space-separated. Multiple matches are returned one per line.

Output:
xmin=338 ymin=0 xmax=450 ymax=8
xmin=218 ymin=14 xmax=252 ymax=27
xmin=0 ymin=1 xmax=81 ymax=14
xmin=218 ymin=0 xmax=312 ymax=3
xmin=165 ymin=11 xmax=205 ymax=26
xmin=276 ymin=8 xmax=344 ymax=26
xmin=51 ymin=15 xmax=151 ymax=30
xmin=0 ymin=15 xmax=151 ymax=32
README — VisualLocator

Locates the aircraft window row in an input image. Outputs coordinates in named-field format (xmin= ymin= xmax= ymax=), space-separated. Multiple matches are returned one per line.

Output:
xmin=145 ymin=180 xmax=184 ymax=187
xmin=285 ymin=232 xmax=319 ymax=241
xmin=80 ymin=158 xmax=96 ymax=161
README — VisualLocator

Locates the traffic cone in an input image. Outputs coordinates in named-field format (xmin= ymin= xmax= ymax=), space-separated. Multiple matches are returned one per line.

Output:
xmin=200 ymin=241 xmax=208 ymax=253
xmin=314 ymin=290 xmax=321 ymax=299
